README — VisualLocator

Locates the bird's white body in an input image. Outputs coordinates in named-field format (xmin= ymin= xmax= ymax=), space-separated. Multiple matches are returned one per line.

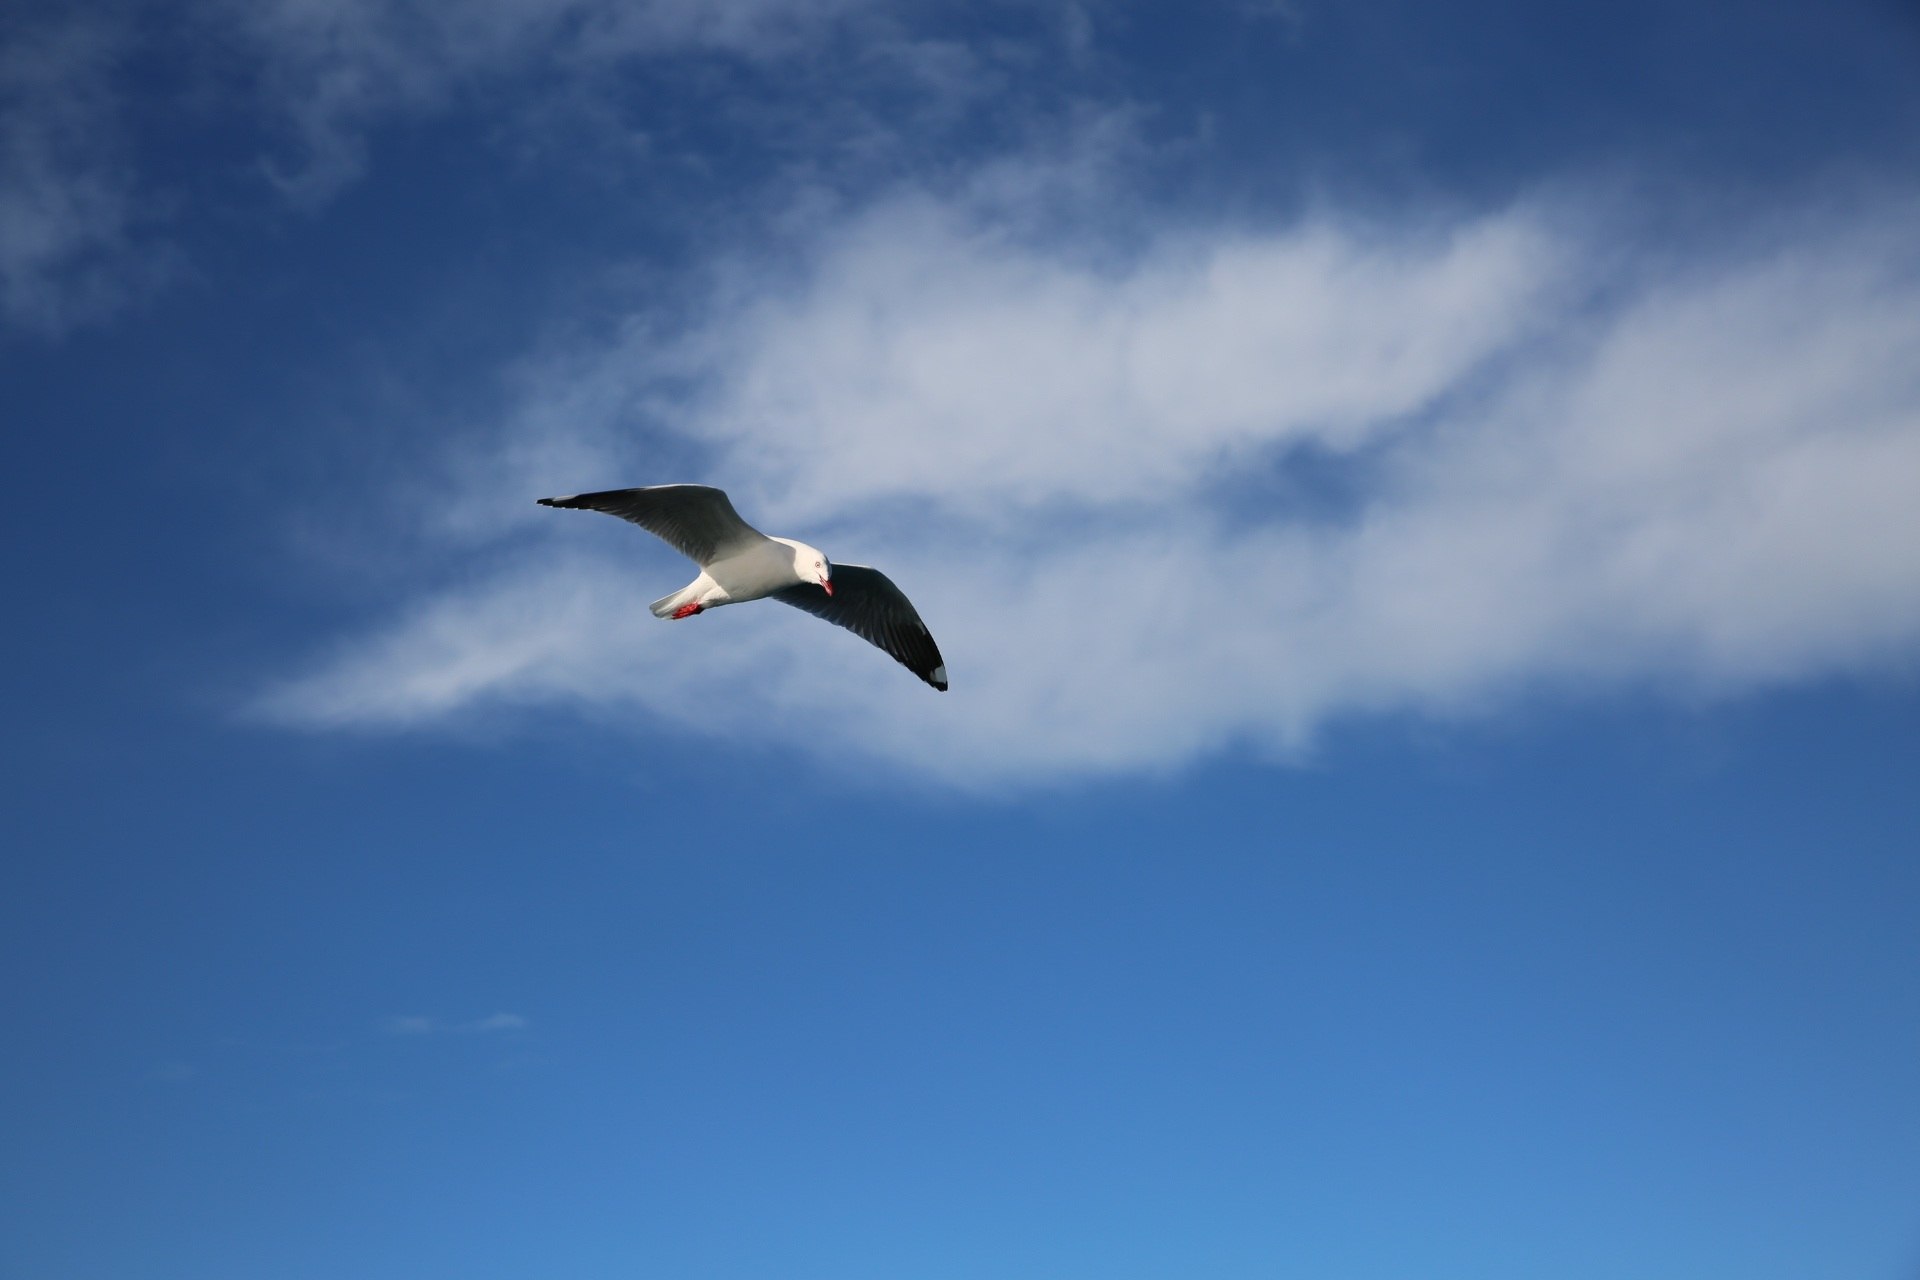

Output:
xmin=649 ymin=537 xmax=823 ymax=618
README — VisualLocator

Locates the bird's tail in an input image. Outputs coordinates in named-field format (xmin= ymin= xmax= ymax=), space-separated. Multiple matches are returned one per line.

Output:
xmin=650 ymin=586 xmax=697 ymax=618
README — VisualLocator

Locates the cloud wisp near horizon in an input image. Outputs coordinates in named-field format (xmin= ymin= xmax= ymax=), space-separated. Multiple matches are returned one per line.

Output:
xmin=384 ymin=1012 xmax=530 ymax=1036
xmin=256 ymin=160 xmax=1920 ymax=786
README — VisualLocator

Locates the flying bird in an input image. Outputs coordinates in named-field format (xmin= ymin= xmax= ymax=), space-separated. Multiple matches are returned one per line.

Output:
xmin=537 ymin=484 xmax=948 ymax=691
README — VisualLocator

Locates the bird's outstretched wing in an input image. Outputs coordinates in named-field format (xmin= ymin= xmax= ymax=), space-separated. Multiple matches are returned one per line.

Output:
xmin=537 ymin=485 xmax=766 ymax=566
xmin=772 ymin=565 xmax=949 ymax=691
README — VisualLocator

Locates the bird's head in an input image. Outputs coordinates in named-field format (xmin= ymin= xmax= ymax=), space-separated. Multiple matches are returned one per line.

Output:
xmin=779 ymin=538 xmax=835 ymax=595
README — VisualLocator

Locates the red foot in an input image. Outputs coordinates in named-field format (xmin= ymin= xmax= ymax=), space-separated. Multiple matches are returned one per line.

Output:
xmin=671 ymin=602 xmax=705 ymax=619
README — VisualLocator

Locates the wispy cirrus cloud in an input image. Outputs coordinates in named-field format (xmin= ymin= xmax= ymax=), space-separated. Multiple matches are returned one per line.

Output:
xmin=219 ymin=0 xmax=1008 ymax=203
xmin=5 ymin=0 xmax=1053 ymax=330
xmin=256 ymin=150 xmax=1920 ymax=786
xmin=0 ymin=13 xmax=170 ymax=333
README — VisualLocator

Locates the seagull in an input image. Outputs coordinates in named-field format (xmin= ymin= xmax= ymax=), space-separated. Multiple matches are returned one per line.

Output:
xmin=537 ymin=484 xmax=948 ymax=692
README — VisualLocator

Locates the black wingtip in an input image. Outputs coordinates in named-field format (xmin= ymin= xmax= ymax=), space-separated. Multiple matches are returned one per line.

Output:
xmin=536 ymin=495 xmax=575 ymax=508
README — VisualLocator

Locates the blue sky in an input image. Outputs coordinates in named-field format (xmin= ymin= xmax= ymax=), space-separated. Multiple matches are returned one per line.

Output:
xmin=5 ymin=1 xmax=1920 ymax=1276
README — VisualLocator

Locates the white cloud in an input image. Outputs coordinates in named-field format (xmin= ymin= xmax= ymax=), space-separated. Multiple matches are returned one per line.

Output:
xmin=682 ymin=197 xmax=1561 ymax=521
xmin=259 ymin=170 xmax=1920 ymax=787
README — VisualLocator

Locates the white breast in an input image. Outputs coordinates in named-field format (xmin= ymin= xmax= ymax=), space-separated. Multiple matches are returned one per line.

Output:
xmin=706 ymin=540 xmax=804 ymax=603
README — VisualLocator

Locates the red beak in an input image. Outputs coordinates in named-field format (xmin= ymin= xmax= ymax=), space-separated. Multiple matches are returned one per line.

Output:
xmin=821 ymin=580 xmax=834 ymax=597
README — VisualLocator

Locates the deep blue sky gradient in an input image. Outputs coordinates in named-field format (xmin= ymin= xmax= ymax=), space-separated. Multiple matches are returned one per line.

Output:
xmin=5 ymin=2 xmax=1920 ymax=1277
xmin=7 ymin=685 xmax=1919 ymax=1278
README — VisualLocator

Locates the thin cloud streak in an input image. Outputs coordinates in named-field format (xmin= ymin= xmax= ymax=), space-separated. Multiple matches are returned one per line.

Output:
xmin=259 ymin=176 xmax=1920 ymax=786
xmin=384 ymin=1013 xmax=530 ymax=1035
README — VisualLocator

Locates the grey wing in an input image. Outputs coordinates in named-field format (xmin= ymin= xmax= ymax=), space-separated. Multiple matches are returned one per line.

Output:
xmin=536 ymin=484 xmax=766 ymax=565
xmin=772 ymin=565 xmax=949 ymax=692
